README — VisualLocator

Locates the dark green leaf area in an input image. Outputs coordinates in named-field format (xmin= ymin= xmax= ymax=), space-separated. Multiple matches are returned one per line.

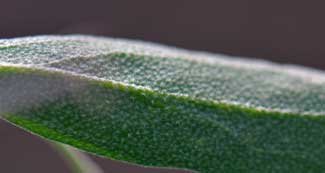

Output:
xmin=6 ymin=71 xmax=325 ymax=173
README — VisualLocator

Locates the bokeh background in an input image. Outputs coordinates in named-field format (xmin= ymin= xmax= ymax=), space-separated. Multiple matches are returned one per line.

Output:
xmin=1 ymin=0 xmax=325 ymax=172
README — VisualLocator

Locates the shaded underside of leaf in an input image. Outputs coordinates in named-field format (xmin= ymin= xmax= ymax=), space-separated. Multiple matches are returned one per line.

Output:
xmin=1 ymin=35 xmax=325 ymax=173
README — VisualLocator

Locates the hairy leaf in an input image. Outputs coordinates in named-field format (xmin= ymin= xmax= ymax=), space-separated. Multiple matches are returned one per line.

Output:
xmin=1 ymin=35 xmax=325 ymax=173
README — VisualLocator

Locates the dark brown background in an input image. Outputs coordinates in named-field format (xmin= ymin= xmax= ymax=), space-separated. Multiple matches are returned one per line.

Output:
xmin=1 ymin=0 xmax=325 ymax=172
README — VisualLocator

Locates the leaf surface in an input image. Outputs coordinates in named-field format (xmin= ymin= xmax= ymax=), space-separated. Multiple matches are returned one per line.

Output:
xmin=1 ymin=35 xmax=325 ymax=173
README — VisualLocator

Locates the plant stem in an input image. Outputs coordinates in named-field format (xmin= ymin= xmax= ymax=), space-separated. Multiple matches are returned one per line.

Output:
xmin=51 ymin=142 xmax=103 ymax=173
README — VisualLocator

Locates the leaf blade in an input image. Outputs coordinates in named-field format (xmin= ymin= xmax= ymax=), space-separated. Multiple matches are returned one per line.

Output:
xmin=1 ymin=35 xmax=325 ymax=173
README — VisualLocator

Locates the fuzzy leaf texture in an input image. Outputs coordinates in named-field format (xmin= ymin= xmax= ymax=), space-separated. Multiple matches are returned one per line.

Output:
xmin=1 ymin=35 xmax=325 ymax=173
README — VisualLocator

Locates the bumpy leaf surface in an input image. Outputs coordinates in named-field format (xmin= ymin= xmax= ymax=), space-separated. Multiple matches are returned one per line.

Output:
xmin=1 ymin=35 xmax=325 ymax=173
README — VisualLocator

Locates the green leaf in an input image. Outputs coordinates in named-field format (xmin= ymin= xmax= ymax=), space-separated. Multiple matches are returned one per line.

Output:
xmin=1 ymin=35 xmax=325 ymax=173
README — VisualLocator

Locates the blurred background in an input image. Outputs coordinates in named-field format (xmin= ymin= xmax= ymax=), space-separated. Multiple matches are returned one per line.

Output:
xmin=1 ymin=0 xmax=325 ymax=172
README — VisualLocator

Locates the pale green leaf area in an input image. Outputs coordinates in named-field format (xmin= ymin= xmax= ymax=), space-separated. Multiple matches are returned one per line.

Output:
xmin=1 ymin=35 xmax=325 ymax=173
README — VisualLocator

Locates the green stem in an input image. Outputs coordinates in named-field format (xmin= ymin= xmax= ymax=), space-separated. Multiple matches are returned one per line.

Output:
xmin=51 ymin=142 xmax=103 ymax=173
